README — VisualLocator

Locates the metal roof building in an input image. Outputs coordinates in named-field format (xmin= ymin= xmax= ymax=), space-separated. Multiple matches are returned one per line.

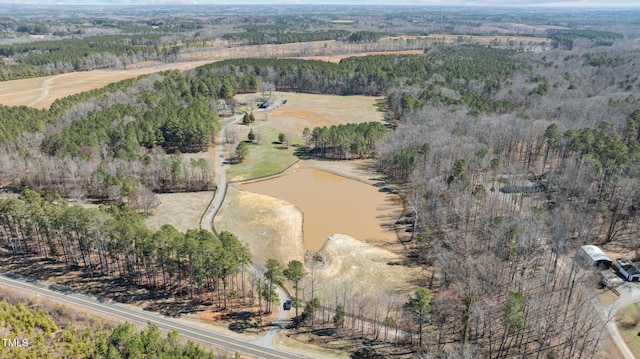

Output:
xmin=579 ymin=245 xmax=612 ymax=269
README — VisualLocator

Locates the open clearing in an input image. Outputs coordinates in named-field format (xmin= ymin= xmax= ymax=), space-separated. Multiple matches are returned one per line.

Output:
xmin=236 ymin=91 xmax=385 ymax=139
xmin=215 ymin=91 xmax=415 ymax=294
xmin=145 ymin=191 xmax=213 ymax=233
xmin=395 ymin=34 xmax=551 ymax=45
xmin=299 ymin=49 xmax=424 ymax=63
xmin=0 ymin=61 xmax=212 ymax=109
xmin=213 ymin=186 xmax=306 ymax=267
xmin=242 ymin=167 xmax=402 ymax=251
xmin=616 ymin=303 xmax=640 ymax=357
xmin=214 ymin=185 xmax=417 ymax=296
xmin=227 ymin=92 xmax=384 ymax=181
xmin=318 ymin=234 xmax=421 ymax=294
xmin=214 ymin=156 xmax=416 ymax=297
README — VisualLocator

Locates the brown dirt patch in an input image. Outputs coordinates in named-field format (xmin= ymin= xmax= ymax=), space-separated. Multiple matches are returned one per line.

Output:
xmin=241 ymin=165 xmax=402 ymax=251
xmin=300 ymin=49 xmax=424 ymax=63
xmin=303 ymin=159 xmax=386 ymax=187
xmin=145 ymin=191 xmax=213 ymax=232
xmin=0 ymin=61 xmax=211 ymax=109
xmin=317 ymin=234 xmax=421 ymax=294
xmin=220 ymin=157 xmax=418 ymax=297
xmin=603 ymin=336 xmax=627 ymax=359
xmin=236 ymin=92 xmax=385 ymax=140
xmin=213 ymin=186 xmax=306 ymax=268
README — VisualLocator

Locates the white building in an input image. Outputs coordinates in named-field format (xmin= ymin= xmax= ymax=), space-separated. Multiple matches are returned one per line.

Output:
xmin=579 ymin=245 xmax=612 ymax=269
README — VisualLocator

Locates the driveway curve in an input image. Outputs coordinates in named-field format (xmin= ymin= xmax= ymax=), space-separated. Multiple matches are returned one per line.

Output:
xmin=200 ymin=111 xmax=292 ymax=350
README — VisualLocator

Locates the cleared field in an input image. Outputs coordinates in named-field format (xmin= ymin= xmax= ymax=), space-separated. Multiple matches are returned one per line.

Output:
xmin=317 ymin=234 xmax=420 ymax=294
xmin=616 ymin=303 xmax=640 ymax=357
xmin=0 ymin=61 xmax=211 ymax=109
xmin=145 ymin=191 xmax=213 ymax=233
xmin=242 ymin=167 xmax=401 ymax=251
xmin=299 ymin=49 xmax=424 ymax=63
xmin=228 ymin=92 xmax=384 ymax=181
xmin=227 ymin=125 xmax=299 ymax=182
xmin=237 ymin=92 xmax=385 ymax=137
xmin=395 ymin=34 xmax=551 ymax=45
xmin=213 ymin=186 xmax=306 ymax=268
xmin=214 ymin=186 xmax=417 ymax=297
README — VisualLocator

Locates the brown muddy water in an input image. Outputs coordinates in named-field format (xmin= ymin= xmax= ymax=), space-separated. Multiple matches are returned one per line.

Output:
xmin=241 ymin=168 xmax=402 ymax=251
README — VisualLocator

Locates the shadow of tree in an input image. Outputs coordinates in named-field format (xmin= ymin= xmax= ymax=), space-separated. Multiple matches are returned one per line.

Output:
xmin=0 ymin=252 xmax=209 ymax=317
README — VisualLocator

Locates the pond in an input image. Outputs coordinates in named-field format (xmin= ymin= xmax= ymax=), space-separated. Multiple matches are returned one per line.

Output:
xmin=241 ymin=168 xmax=401 ymax=251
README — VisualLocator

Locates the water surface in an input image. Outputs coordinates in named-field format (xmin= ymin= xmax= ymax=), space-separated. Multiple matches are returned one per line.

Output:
xmin=242 ymin=168 xmax=401 ymax=251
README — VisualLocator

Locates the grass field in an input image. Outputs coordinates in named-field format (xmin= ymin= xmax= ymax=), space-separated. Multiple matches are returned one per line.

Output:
xmin=228 ymin=92 xmax=384 ymax=181
xmin=238 ymin=92 xmax=385 ymax=136
xmin=616 ymin=303 xmax=640 ymax=357
xmin=213 ymin=186 xmax=306 ymax=268
xmin=227 ymin=125 xmax=299 ymax=182
xmin=396 ymin=34 xmax=551 ymax=45
xmin=145 ymin=191 xmax=213 ymax=233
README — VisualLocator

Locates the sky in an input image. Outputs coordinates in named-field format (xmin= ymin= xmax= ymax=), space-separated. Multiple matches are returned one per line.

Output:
xmin=0 ymin=0 xmax=639 ymax=6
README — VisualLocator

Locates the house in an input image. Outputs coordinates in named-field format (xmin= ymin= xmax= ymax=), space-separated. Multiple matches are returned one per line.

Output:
xmin=614 ymin=258 xmax=640 ymax=282
xmin=579 ymin=245 xmax=612 ymax=269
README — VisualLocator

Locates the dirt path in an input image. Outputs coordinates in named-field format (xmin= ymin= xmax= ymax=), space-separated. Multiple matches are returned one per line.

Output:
xmin=200 ymin=113 xmax=292 ymax=349
xmin=602 ymin=283 xmax=640 ymax=359
xmin=200 ymin=115 xmax=242 ymax=233
xmin=250 ymin=287 xmax=291 ymax=349
xmin=28 ymin=73 xmax=60 ymax=108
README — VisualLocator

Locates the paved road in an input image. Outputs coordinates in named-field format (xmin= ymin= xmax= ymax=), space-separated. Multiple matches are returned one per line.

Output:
xmin=0 ymin=272 xmax=305 ymax=359
xmin=251 ymin=287 xmax=290 ymax=349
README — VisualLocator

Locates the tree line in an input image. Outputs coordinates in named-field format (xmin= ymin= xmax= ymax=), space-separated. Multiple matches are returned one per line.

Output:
xmin=0 ymin=190 xmax=252 ymax=309
xmin=0 ymin=35 xmax=181 ymax=81
xmin=0 ymin=298 xmax=224 ymax=359
xmin=309 ymin=122 xmax=387 ymax=159
xmin=222 ymin=30 xmax=349 ymax=45
xmin=0 ymin=67 xmax=260 ymax=197
xmin=202 ymin=44 xmax=524 ymax=116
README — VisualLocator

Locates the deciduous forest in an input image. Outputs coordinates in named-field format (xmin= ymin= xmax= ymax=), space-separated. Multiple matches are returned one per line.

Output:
xmin=1 ymin=4 xmax=640 ymax=358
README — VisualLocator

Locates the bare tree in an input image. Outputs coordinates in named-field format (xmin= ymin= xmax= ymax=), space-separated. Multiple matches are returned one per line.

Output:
xmin=129 ymin=185 xmax=160 ymax=217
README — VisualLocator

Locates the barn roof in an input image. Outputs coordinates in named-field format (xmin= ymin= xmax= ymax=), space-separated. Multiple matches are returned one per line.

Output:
xmin=581 ymin=245 xmax=612 ymax=263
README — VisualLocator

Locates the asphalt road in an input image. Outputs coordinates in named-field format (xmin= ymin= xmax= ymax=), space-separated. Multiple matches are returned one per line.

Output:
xmin=0 ymin=272 xmax=306 ymax=359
